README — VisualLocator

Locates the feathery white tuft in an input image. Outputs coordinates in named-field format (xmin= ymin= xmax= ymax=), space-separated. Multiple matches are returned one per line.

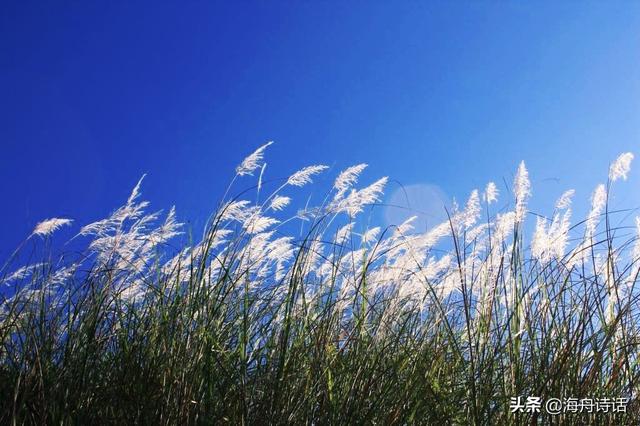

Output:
xmin=484 ymin=182 xmax=498 ymax=204
xmin=257 ymin=163 xmax=267 ymax=193
xmin=361 ymin=227 xmax=380 ymax=245
xmin=127 ymin=175 xmax=146 ymax=206
xmin=287 ymin=165 xmax=329 ymax=187
xmin=333 ymin=164 xmax=368 ymax=199
xmin=551 ymin=209 xmax=571 ymax=260
xmin=393 ymin=216 xmax=417 ymax=238
xmin=236 ymin=141 xmax=273 ymax=176
xmin=243 ymin=213 xmax=279 ymax=234
xmin=609 ymin=152 xmax=634 ymax=182
xmin=463 ymin=190 xmax=481 ymax=229
xmin=333 ymin=177 xmax=388 ymax=217
xmin=532 ymin=209 xmax=571 ymax=263
xmin=268 ymin=195 xmax=290 ymax=211
xmin=586 ymin=184 xmax=607 ymax=238
xmin=152 ymin=206 xmax=183 ymax=243
xmin=555 ymin=189 xmax=575 ymax=210
xmin=336 ymin=223 xmax=354 ymax=245
xmin=33 ymin=218 xmax=73 ymax=237
xmin=219 ymin=200 xmax=252 ymax=222
xmin=513 ymin=161 xmax=531 ymax=223
xmin=494 ymin=211 xmax=516 ymax=244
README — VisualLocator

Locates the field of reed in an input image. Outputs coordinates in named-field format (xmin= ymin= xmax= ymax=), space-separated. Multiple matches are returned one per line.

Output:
xmin=1 ymin=144 xmax=639 ymax=424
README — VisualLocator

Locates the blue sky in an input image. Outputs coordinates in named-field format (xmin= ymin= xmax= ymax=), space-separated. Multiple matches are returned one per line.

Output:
xmin=1 ymin=2 xmax=639 ymax=258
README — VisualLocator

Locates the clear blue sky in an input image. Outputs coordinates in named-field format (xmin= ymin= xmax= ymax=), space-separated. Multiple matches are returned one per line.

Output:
xmin=1 ymin=2 xmax=639 ymax=258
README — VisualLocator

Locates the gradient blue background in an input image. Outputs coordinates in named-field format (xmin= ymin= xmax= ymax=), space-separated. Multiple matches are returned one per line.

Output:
xmin=1 ymin=2 xmax=639 ymax=258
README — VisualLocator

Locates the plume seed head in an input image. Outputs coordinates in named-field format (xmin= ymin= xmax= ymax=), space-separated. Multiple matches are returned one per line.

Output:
xmin=287 ymin=165 xmax=329 ymax=187
xmin=484 ymin=182 xmax=498 ymax=204
xmin=609 ymin=152 xmax=634 ymax=182
xmin=32 ymin=218 xmax=73 ymax=237
xmin=236 ymin=141 xmax=273 ymax=176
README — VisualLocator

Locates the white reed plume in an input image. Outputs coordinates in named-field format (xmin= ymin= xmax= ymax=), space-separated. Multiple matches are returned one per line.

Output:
xmin=219 ymin=200 xmax=253 ymax=223
xmin=513 ymin=161 xmax=531 ymax=223
xmin=243 ymin=211 xmax=279 ymax=235
xmin=421 ymin=221 xmax=451 ymax=249
xmin=361 ymin=227 xmax=380 ymax=245
xmin=555 ymin=189 xmax=575 ymax=210
xmin=47 ymin=263 xmax=79 ymax=287
xmin=304 ymin=239 xmax=325 ymax=271
xmin=240 ymin=231 xmax=275 ymax=278
xmin=531 ymin=216 xmax=550 ymax=263
xmin=463 ymin=190 xmax=481 ymax=229
xmin=392 ymin=215 xmax=417 ymax=239
xmin=76 ymin=177 xmax=187 ymax=291
xmin=32 ymin=218 xmax=73 ymax=237
xmin=549 ymin=209 xmax=571 ymax=260
xmin=266 ymin=236 xmax=295 ymax=281
xmin=161 ymin=246 xmax=192 ymax=276
xmin=423 ymin=255 xmax=452 ymax=281
xmin=127 ymin=174 xmax=146 ymax=206
xmin=532 ymin=206 xmax=571 ymax=264
xmin=333 ymin=164 xmax=368 ymax=199
xmin=609 ymin=152 xmax=634 ymax=182
xmin=149 ymin=206 xmax=183 ymax=244
xmin=493 ymin=211 xmax=516 ymax=246
xmin=466 ymin=223 xmax=489 ymax=243
xmin=287 ymin=165 xmax=328 ymax=187
xmin=257 ymin=163 xmax=267 ymax=193
xmin=585 ymin=184 xmax=607 ymax=238
xmin=236 ymin=141 xmax=273 ymax=176
xmin=2 ymin=263 xmax=46 ymax=285
xmin=437 ymin=271 xmax=460 ymax=299
xmin=80 ymin=175 xmax=150 ymax=237
xmin=335 ymin=223 xmax=354 ymax=245
xmin=484 ymin=182 xmax=498 ymax=204
xmin=266 ymin=236 xmax=294 ymax=263
xmin=268 ymin=195 xmax=290 ymax=211
xmin=331 ymin=176 xmax=388 ymax=217
xmin=119 ymin=280 xmax=146 ymax=303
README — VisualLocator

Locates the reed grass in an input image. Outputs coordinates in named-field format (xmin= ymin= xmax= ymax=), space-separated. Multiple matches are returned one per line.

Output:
xmin=1 ymin=146 xmax=639 ymax=424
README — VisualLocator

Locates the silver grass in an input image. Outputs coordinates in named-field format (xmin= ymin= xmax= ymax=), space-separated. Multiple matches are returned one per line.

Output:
xmin=15 ymin=144 xmax=640 ymax=405
xmin=392 ymin=216 xmax=418 ymax=239
xmin=219 ymin=200 xmax=253 ymax=222
xmin=555 ymin=189 xmax=575 ymax=210
xmin=257 ymin=162 xmax=267 ymax=193
xmin=243 ymin=213 xmax=279 ymax=235
xmin=333 ymin=163 xmax=368 ymax=199
xmin=609 ymin=152 xmax=634 ymax=182
xmin=2 ymin=263 xmax=46 ymax=285
xmin=330 ymin=176 xmax=388 ymax=217
xmin=513 ymin=161 xmax=531 ymax=223
xmin=531 ymin=216 xmax=550 ymax=263
xmin=286 ymin=165 xmax=329 ymax=187
xmin=127 ymin=174 xmax=146 ymax=206
xmin=484 ymin=181 xmax=498 ymax=204
xmin=32 ymin=218 xmax=73 ymax=237
xmin=493 ymin=211 xmax=516 ymax=247
xmin=361 ymin=227 xmax=380 ymax=245
xmin=335 ymin=223 xmax=354 ymax=245
xmin=586 ymin=184 xmax=607 ymax=238
xmin=548 ymin=208 xmax=571 ymax=260
xmin=463 ymin=189 xmax=481 ymax=229
xmin=268 ymin=195 xmax=290 ymax=211
xmin=236 ymin=141 xmax=273 ymax=176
